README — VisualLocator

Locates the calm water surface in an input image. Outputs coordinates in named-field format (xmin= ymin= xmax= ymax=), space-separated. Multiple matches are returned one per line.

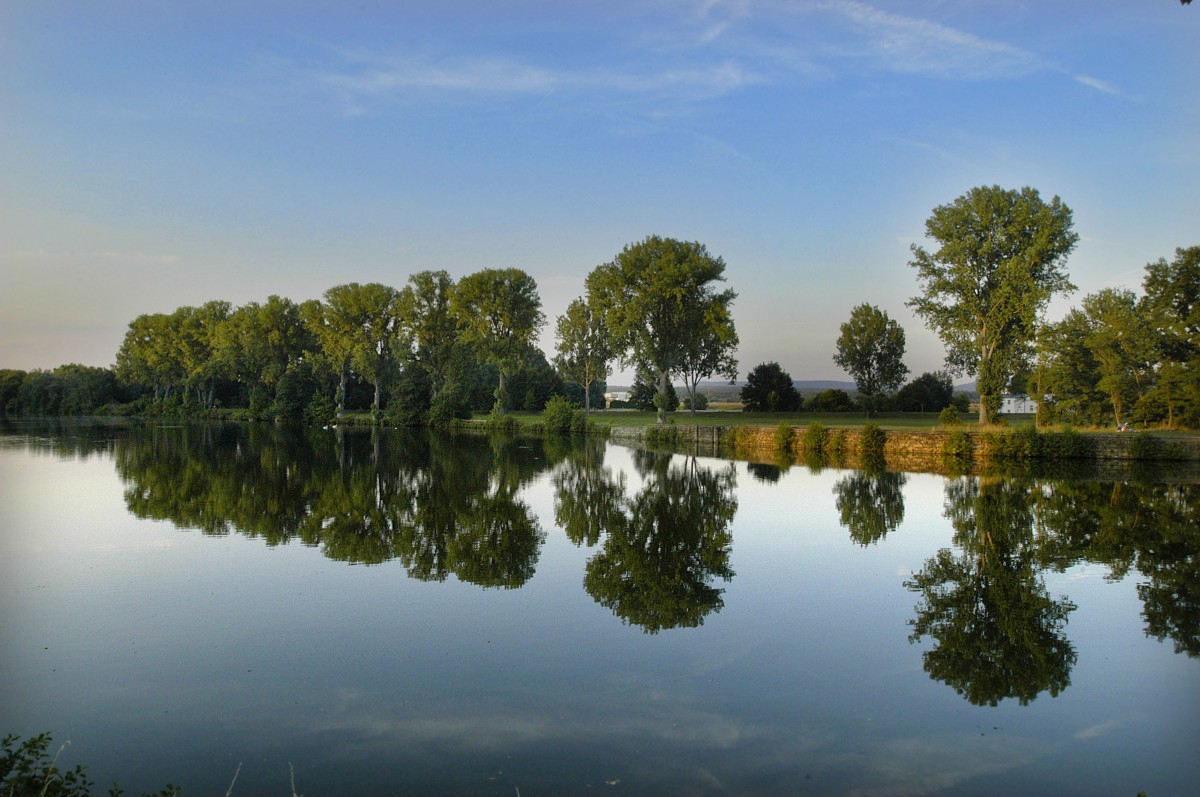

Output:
xmin=1 ymin=421 xmax=1197 ymax=796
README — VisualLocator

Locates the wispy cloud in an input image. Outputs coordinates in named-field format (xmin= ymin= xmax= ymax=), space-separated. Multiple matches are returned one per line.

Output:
xmin=1074 ymin=74 xmax=1127 ymax=97
xmin=811 ymin=0 xmax=1044 ymax=79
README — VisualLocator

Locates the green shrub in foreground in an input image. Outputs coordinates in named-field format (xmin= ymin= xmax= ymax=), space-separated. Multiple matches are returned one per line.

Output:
xmin=1 ymin=732 xmax=180 ymax=797
xmin=774 ymin=422 xmax=794 ymax=454
xmin=803 ymin=422 xmax=828 ymax=453
xmin=860 ymin=422 xmax=886 ymax=458
xmin=938 ymin=406 xmax=961 ymax=427
xmin=942 ymin=430 xmax=973 ymax=460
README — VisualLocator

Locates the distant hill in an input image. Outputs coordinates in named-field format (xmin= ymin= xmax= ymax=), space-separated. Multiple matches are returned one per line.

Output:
xmin=610 ymin=379 xmax=979 ymax=400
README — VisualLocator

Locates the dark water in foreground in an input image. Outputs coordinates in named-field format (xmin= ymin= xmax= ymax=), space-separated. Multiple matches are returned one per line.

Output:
xmin=1 ymin=421 xmax=1197 ymax=796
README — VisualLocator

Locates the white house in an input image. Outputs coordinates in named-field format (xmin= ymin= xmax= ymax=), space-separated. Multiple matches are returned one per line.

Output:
xmin=1001 ymin=394 xmax=1038 ymax=414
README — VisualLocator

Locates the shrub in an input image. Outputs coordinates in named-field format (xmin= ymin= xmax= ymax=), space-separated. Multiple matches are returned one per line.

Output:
xmin=802 ymin=421 xmax=828 ymax=453
xmin=1128 ymin=432 xmax=1162 ymax=461
xmin=942 ymin=430 xmax=973 ymax=459
xmin=860 ymin=422 xmax=886 ymax=459
xmin=827 ymin=428 xmax=847 ymax=456
xmin=774 ymin=422 xmax=794 ymax=454
xmin=643 ymin=424 xmax=681 ymax=446
xmin=543 ymin=395 xmax=580 ymax=434
xmin=938 ymin=406 xmax=961 ymax=427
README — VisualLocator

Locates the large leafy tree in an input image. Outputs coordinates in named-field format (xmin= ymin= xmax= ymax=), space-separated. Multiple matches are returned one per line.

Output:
xmin=1141 ymin=246 xmax=1199 ymax=428
xmin=832 ymin=303 xmax=908 ymax=417
xmin=677 ymin=292 xmax=739 ymax=416
xmin=451 ymin=268 xmax=545 ymax=415
xmin=908 ymin=185 xmax=1078 ymax=425
xmin=395 ymin=270 xmax=461 ymax=405
xmin=587 ymin=235 xmax=736 ymax=424
xmin=895 ymin=371 xmax=954 ymax=413
xmin=740 ymin=361 xmax=801 ymax=412
xmin=306 ymin=282 xmax=400 ymax=420
xmin=554 ymin=296 xmax=613 ymax=414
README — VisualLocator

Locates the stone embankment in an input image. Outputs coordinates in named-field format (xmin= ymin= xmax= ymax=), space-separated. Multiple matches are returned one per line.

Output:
xmin=608 ymin=424 xmax=1200 ymax=475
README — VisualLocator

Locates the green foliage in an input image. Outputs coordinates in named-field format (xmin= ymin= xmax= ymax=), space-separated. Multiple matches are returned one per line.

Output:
xmin=774 ymin=422 xmax=794 ymax=454
xmin=629 ymin=372 xmax=678 ymax=412
xmin=860 ymin=421 xmax=886 ymax=459
xmin=826 ymin=428 xmax=847 ymax=456
xmin=543 ymin=394 xmax=589 ymax=435
xmin=643 ymin=424 xmax=681 ymax=447
xmin=682 ymin=392 xmax=708 ymax=411
xmin=897 ymin=371 xmax=955 ymax=413
xmin=808 ymin=388 xmax=856 ymax=412
xmin=939 ymin=406 xmax=962 ymax=427
xmin=832 ymin=303 xmax=909 ymax=416
xmin=908 ymin=185 xmax=1078 ymax=424
xmin=554 ymin=296 xmax=614 ymax=414
xmin=802 ymin=421 xmax=828 ymax=453
xmin=587 ymin=235 xmax=736 ymax=424
xmin=740 ymin=362 xmax=801 ymax=412
xmin=981 ymin=425 xmax=1097 ymax=460
xmin=942 ymin=430 xmax=973 ymax=460
xmin=1 ymin=732 xmax=180 ymax=797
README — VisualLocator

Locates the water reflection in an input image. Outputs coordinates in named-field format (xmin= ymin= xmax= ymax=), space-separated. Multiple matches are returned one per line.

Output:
xmin=580 ymin=451 xmax=737 ymax=633
xmin=905 ymin=476 xmax=1078 ymax=706
xmin=114 ymin=424 xmax=549 ymax=586
xmin=833 ymin=466 xmax=907 ymax=546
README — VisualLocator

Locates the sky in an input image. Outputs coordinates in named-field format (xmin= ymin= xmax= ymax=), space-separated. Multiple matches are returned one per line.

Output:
xmin=2 ymin=0 xmax=1197 ymax=385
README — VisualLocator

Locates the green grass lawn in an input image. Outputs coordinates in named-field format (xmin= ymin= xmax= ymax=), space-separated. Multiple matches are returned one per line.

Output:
xmin=486 ymin=409 xmax=951 ymax=431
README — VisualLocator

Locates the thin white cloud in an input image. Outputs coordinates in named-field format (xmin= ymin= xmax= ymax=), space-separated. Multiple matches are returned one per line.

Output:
xmin=812 ymin=0 xmax=1044 ymax=79
xmin=1074 ymin=74 xmax=1125 ymax=97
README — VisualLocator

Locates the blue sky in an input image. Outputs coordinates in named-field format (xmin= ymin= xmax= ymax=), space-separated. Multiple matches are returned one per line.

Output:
xmin=2 ymin=1 xmax=1197 ymax=384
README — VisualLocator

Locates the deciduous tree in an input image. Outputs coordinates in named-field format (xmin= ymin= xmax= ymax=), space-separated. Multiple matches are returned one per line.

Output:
xmin=451 ymin=268 xmax=545 ymax=415
xmin=587 ymin=236 xmax=736 ymax=424
xmin=554 ymin=296 xmax=613 ymax=414
xmin=908 ymin=185 xmax=1078 ymax=425
xmin=832 ymin=303 xmax=908 ymax=417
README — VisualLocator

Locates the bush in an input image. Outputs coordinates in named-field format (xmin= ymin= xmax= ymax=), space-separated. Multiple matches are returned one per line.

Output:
xmin=544 ymin=394 xmax=587 ymax=434
xmin=774 ymin=422 xmax=794 ymax=454
xmin=1128 ymin=432 xmax=1162 ymax=461
xmin=827 ymin=428 xmax=847 ymax=456
xmin=802 ymin=421 xmax=828 ymax=453
xmin=643 ymin=424 xmax=681 ymax=446
xmin=938 ymin=406 xmax=961 ymax=427
xmin=1 ymin=732 xmax=180 ymax=796
xmin=942 ymin=430 xmax=973 ymax=459
xmin=860 ymin=422 xmax=886 ymax=459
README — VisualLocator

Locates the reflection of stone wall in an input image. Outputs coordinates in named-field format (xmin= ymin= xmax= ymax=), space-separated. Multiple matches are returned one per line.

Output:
xmin=610 ymin=425 xmax=1200 ymax=470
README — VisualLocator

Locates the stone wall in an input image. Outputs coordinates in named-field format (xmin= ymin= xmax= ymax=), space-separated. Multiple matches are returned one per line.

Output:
xmin=608 ymin=424 xmax=1200 ymax=472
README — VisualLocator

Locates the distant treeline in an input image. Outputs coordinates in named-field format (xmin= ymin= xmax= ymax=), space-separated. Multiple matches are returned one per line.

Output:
xmin=2 ymin=273 xmax=601 ymax=423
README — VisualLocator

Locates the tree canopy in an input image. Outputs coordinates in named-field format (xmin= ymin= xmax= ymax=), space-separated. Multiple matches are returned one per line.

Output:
xmin=587 ymin=235 xmax=736 ymax=424
xmin=740 ymin=362 xmax=801 ymax=412
xmin=908 ymin=185 xmax=1078 ymax=425
xmin=554 ymin=296 xmax=613 ymax=414
xmin=832 ymin=303 xmax=908 ymax=417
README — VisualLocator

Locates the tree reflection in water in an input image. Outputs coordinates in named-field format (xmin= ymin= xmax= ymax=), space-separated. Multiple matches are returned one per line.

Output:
xmin=115 ymin=424 xmax=548 ymax=588
xmin=572 ymin=450 xmax=738 ymax=634
xmin=89 ymin=419 xmax=1199 ymax=652
xmin=905 ymin=476 xmax=1077 ymax=706
xmin=833 ymin=465 xmax=907 ymax=546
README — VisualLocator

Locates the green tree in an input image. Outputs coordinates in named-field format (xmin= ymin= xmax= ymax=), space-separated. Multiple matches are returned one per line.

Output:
xmin=908 ymin=185 xmax=1078 ymax=425
xmin=305 ymin=283 xmax=400 ymax=420
xmin=740 ymin=361 xmax=801 ymax=412
xmin=834 ymin=468 xmax=907 ymax=546
xmin=1081 ymin=288 xmax=1155 ymax=427
xmin=554 ymin=296 xmax=613 ymax=414
xmin=832 ymin=303 xmax=908 ymax=417
xmin=1141 ymin=246 xmax=1199 ymax=428
xmin=395 ymin=270 xmax=462 ymax=409
xmin=807 ymin=388 xmax=857 ymax=412
xmin=895 ymin=371 xmax=954 ymax=413
xmin=905 ymin=477 xmax=1077 ymax=706
xmin=629 ymin=370 xmax=678 ymax=412
xmin=451 ymin=268 xmax=545 ymax=415
xmin=587 ymin=235 xmax=736 ymax=424
xmin=677 ymin=288 xmax=739 ymax=416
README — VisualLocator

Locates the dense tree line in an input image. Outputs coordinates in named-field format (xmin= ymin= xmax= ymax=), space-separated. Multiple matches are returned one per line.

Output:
xmin=4 ymin=235 xmax=747 ymax=424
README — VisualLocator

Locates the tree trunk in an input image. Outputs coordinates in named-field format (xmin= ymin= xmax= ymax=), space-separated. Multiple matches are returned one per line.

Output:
xmin=336 ymin=362 xmax=347 ymax=421
xmin=657 ymin=369 xmax=668 ymax=425
xmin=583 ymin=379 xmax=591 ymax=414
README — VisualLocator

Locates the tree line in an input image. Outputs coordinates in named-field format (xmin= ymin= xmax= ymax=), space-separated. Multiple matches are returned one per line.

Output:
xmin=1 ymin=236 xmax=740 ymax=424
xmin=3 ymin=201 xmax=1195 ymax=428
xmin=743 ymin=186 xmax=1195 ymax=429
